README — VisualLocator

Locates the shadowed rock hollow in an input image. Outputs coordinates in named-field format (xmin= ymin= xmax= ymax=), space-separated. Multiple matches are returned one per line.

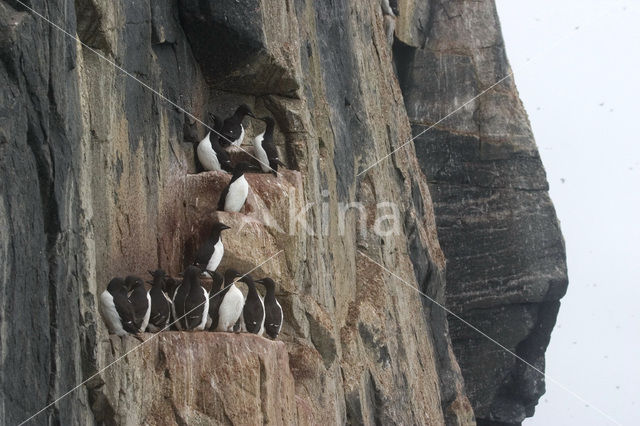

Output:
xmin=0 ymin=0 xmax=565 ymax=425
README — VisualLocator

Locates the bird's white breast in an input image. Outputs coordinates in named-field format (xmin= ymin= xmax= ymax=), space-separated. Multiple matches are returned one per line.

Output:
xmin=171 ymin=284 xmax=183 ymax=331
xmin=275 ymin=299 xmax=283 ymax=335
xmin=195 ymin=286 xmax=210 ymax=331
xmin=224 ymin=175 xmax=249 ymax=212
xmin=197 ymin=133 xmax=222 ymax=171
xmin=99 ymin=290 xmax=127 ymax=336
xmin=252 ymin=132 xmax=271 ymax=173
xmin=206 ymin=239 xmax=224 ymax=272
xmin=216 ymin=284 xmax=244 ymax=331
xmin=258 ymin=295 xmax=266 ymax=337
xmin=140 ymin=291 xmax=151 ymax=332
xmin=231 ymin=125 xmax=245 ymax=146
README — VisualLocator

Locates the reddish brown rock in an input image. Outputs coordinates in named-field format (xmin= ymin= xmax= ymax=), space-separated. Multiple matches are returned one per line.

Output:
xmin=93 ymin=333 xmax=297 ymax=425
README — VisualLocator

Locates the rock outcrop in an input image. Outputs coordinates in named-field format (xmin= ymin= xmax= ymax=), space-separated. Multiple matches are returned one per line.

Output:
xmin=91 ymin=333 xmax=297 ymax=425
xmin=395 ymin=1 xmax=568 ymax=424
xmin=0 ymin=0 xmax=564 ymax=425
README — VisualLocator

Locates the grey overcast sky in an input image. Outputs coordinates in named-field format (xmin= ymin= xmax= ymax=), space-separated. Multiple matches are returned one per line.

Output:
xmin=495 ymin=1 xmax=640 ymax=424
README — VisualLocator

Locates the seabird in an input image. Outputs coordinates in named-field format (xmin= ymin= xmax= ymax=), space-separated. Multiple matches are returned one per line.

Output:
xmin=146 ymin=269 xmax=172 ymax=332
xmin=241 ymin=274 xmax=265 ymax=336
xmin=172 ymin=265 xmax=209 ymax=331
xmin=194 ymin=222 xmax=230 ymax=273
xmin=126 ymin=275 xmax=151 ymax=333
xmin=253 ymin=116 xmax=285 ymax=175
xmin=206 ymin=270 xmax=225 ymax=331
xmin=381 ymin=0 xmax=399 ymax=16
xmin=216 ymin=269 xmax=245 ymax=332
xmin=256 ymin=277 xmax=283 ymax=339
xmin=207 ymin=114 xmax=234 ymax=172
xmin=219 ymin=104 xmax=255 ymax=147
xmin=217 ymin=162 xmax=250 ymax=212
xmin=99 ymin=277 xmax=139 ymax=336
xmin=165 ymin=276 xmax=179 ymax=301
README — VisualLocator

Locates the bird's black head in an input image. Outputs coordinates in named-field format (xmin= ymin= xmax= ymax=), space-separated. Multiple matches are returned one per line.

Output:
xmin=148 ymin=269 xmax=166 ymax=278
xmin=235 ymin=104 xmax=255 ymax=119
xmin=183 ymin=265 xmax=202 ymax=284
xmin=209 ymin=113 xmax=224 ymax=131
xmin=259 ymin=116 xmax=275 ymax=128
xmin=107 ymin=277 xmax=127 ymax=294
xmin=233 ymin=162 xmax=251 ymax=175
xmin=124 ymin=275 xmax=144 ymax=290
xmin=147 ymin=269 xmax=167 ymax=288
xmin=165 ymin=277 xmax=178 ymax=295
xmin=206 ymin=270 xmax=224 ymax=291
xmin=390 ymin=0 xmax=399 ymax=15
xmin=240 ymin=273 xmax=254 ymax=284
xmin=224 ymin=269 xmax=242 ymax=284
xmin=211 ymin=222 xmax=231 ymax=236
xmin=256 ymin=277 xmax=276 ymax=292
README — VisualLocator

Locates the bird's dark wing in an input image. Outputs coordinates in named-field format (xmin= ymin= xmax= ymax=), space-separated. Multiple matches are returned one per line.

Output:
xmin=173 ymin=286 xmax=187 ymax=329
xmin=263 ymin=141 xmax=284 ymax=173
xmin=243 ymin=297 xmax=265 ymax=334
xmin=166 ymin=278 xmax=178 ymax=300
xmin=208 ymin=293 xmax=224 ymax=330
xmin=194 ymin=238 xmax=215 ymax=266
xmin=185 ymin=289 xmax=206 ymax=329
xmin=128 ymin=290 xmax=148 ymax=328
xmin=149 ymin=287 xmax=171 ymax=327
xmin=264 ymin=301 xmax=282 ymax=338
xmin=217 ymin=184 xmax=230 ymax=211
xmin=213 ymin=145 xmax=233 ymax=172
xmin=219 ymin=119 xmax=236 ymax=146
xmin=114 ymin=294 xmax=139 ymax=333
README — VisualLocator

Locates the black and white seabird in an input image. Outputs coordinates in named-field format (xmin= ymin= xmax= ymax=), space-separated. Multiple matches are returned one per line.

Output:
xmin=194 ymin=222 xmax=230 ymax=273
xmin=197 ymin=114 xmax=232 ymax=172
xmin=172 ymin=265 xmax=209 ymax=331
xmin=216 ymin=269 xmax=245 ymax=332
xmin=256 ymin=277 xmax=283 ymax=339
xmin=206 ymin=270 xmax=225 ymax=331
xmin=99 ymin=278 xmax=139 ymax=336
xmin=253 ymin=116 xmax=285 ymax=175
xmin=217 ymin=162 xmax=250 ymax=212
xmin=219 ymin=104 xmax=255 ymax=147
xmin=165 ymin=276 xmax=179 ymax=300
xmin=146 ymin=269 xmax=172 ymax=332
xmin=381 ymin=0 xmax=399 ymax=16
xmin=241 ymin=274 xmax=265 ymax=335
xmin=126 ymin=275 xmax=151 ymax=333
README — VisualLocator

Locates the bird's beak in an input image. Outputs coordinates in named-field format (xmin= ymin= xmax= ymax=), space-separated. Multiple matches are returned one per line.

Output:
xmin=146 ymin=280 xmax=153 ymax=285
xmin=247 ymin=112 xmax=256 ymax=119
xmin=221 ymin=224 xmax=231 ymax=231
xmin=148 ymin=270 xmax=154 ymax=276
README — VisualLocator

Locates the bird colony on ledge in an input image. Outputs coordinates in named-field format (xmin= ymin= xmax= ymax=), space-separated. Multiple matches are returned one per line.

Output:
xmin=99 ymin=104 xmax=284 ymax=341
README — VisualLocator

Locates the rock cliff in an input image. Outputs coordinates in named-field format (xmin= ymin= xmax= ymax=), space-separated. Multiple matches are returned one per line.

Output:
xmin=0 ymin=1 xmax=565 ymax=425
xmin=395 ymin=1 xmax=568 ymax=424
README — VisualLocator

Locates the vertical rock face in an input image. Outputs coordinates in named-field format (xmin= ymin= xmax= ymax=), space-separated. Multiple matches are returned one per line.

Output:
xmin=395 ymin=1 xmax=568 ymax=424
xmin=1 ymin=0 xmax=471 ymax=424
xmin=0 ymin=0 xmax=564 ymax=425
